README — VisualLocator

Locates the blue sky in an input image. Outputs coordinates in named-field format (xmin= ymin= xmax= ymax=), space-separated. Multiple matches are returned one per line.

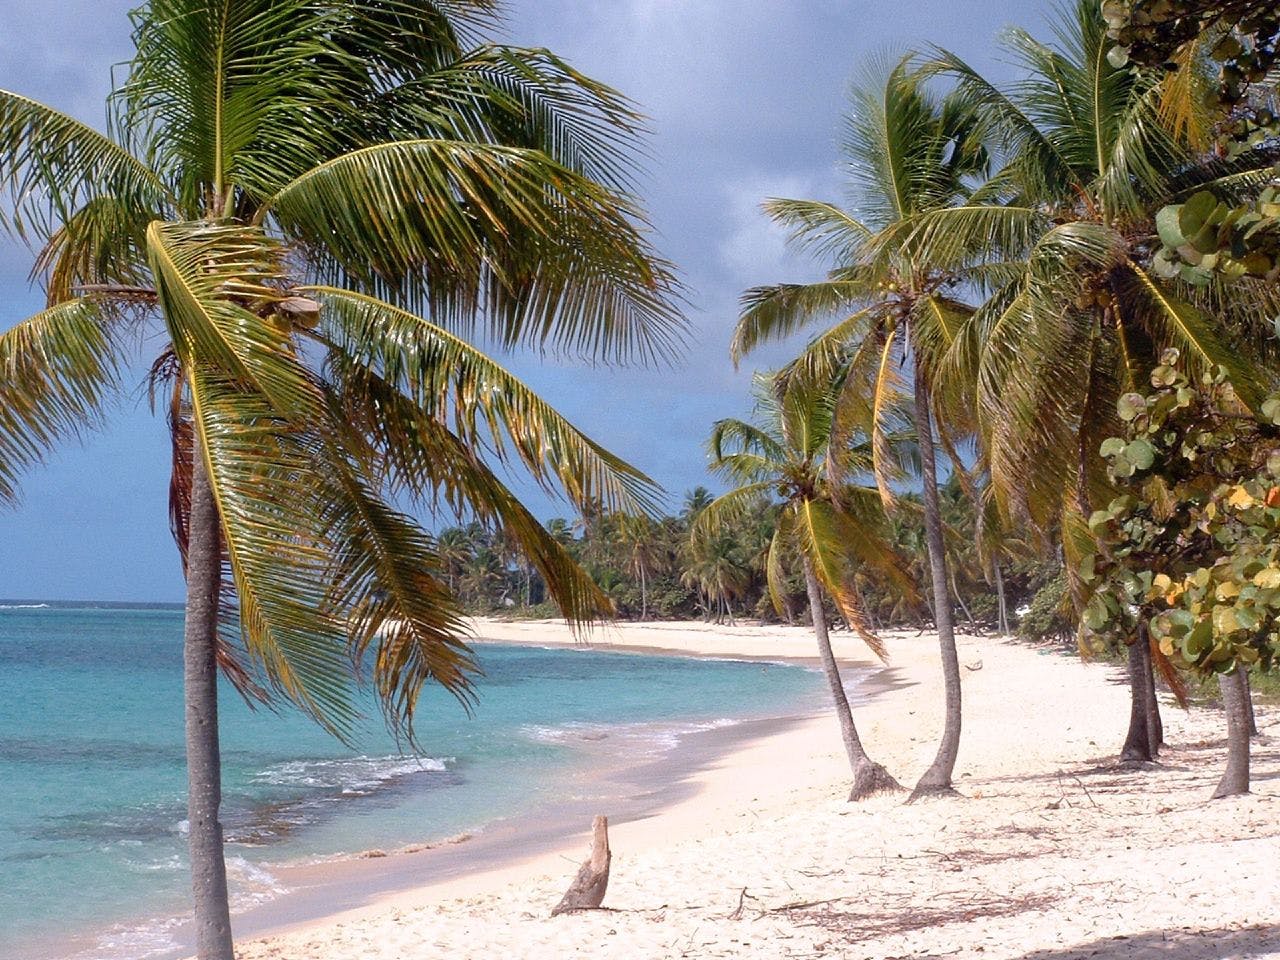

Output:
xmin=0 ymin=0 xmax=1054 ymax=602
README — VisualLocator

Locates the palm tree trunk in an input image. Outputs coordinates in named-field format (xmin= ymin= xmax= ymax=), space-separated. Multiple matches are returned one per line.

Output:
xmin=854 ymin=579 xmax=878 ymax=632
xmin=639 ymin=562 xmax=648 ymax=621
xmin=1142 ymin=635 xmax=1163 ymax=756
xmin=909 ymin=363 xmax=962 ymax=799
xmin=949 ymin=567 xmax=977 ymax=634
xmin=1213 ymin=668 xmax=1251 ymax=798
xmin=1120 ymin=629 xmax=1160 ymax=762
xmin=802 ymin=558 xmax=900 ymax=800
xmin=994 ymin=564 xmax=1009 ymax=636
xmin=183 ymin=438 xmax=234 ymax=960
xmin=1244 ymin=669 xmax=1259 ymax=738
xmin=1076 ymin=434 xmax=1164 ymax=763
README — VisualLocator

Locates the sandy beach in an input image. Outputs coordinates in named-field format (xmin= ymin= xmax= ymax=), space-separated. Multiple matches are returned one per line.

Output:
xmin=225 ymin=619 xmax=1279 ymax=960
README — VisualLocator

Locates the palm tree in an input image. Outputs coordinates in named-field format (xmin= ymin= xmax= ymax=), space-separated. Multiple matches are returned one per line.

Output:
xmin=682 ymin=485 xmax=715 ymax=521
xmin=696 ymin=371 xmax=918 ymax=800
xmin=681 ymin=531 xmax=748 ymax=624
xmin=902 ymin=0 xmax=1280 ymax=759
xmin=0 ymin=3 xmax=681 ymax=958
xmin=615 ymin=513 xmax=660 ymax=619
xmin=436 ymin=525 xmax=476 ymax=593
xmin=731 ymin=59 xmax=990 ymax=798
xmin=910 ymin=0 xmax=1277 ymax=526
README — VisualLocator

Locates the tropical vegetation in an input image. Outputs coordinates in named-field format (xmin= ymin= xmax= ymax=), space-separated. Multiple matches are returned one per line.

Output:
xmin=729 ymin=57 xmax=990 ymax=799
xmin=0 ymin=1 xmax=680 ymax=957
xmin=3 ymin=0 xmax=1279 ymax=948
xmin=1084 ymin=352 xmax=1280 ymax=796
xmin=695 ymin=370 xmax=918 ymax=798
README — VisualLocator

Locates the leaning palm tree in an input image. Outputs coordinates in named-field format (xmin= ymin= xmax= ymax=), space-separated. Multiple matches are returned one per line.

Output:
xmin=614 ymin=513 xmax=660 ymax=619
xmin=899 ymin=0 xmax=1280 ymax=759
xmin=681 ymin=531 xmax=748 ymax=624
xmin=0 ymin=3 xmax=681 ymax=958
xmin=731 ymin=59 xmax=990 ymax=798
xmin=908 ymin=0 xmax=1278 ymax=526
xmin=696 ymin=370 xmax=918 ymax=800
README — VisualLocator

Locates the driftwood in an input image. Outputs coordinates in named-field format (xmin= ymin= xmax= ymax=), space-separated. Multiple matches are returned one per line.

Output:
xmin=551 ymin=815 xmax=611 ymax=916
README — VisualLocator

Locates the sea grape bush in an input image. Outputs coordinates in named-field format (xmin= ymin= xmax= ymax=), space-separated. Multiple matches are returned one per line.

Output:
xmin=1153 ymin=185 xmax=1280 ymax=286
xmin=1104 ymin=1 xmax=1280 ymax=285
xmin=1083 ymin=350 xmax=1280 ymax=677
xmin=1102 ymin=0 xmax=1280 ymax=113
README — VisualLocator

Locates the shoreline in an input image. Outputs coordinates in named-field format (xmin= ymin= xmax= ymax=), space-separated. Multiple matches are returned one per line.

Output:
xmin=47 ymin=622 xmax=866 ymax=960
xmin=222 ymin=620 xmax=1279 ymax=960
xmin=158 ymin=620 xmax=917 ymax=954
xmin=212 ymin=621 xmax=882 ymax=951
xmin=219 ymin=711 xmax=826 ymax=948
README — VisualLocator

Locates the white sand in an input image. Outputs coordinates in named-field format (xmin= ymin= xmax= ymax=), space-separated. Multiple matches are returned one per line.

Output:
xmin=231 ymin=619 xmax=1279 ymax=960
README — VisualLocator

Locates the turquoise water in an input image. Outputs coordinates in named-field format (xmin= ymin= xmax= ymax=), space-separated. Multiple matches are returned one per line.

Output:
xmin=0 ymin=603 xmax=821 ymax=959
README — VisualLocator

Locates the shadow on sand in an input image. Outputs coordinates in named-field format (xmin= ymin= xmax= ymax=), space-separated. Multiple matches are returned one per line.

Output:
xmin=1010 ymin=923 xmax=1280 ymax=960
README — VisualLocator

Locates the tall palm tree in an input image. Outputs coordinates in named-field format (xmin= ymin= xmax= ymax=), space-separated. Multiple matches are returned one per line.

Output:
xmin=614 ymin=513 xmax=660 ymax=619
xmin=681 ymin=531 xmax=748 ymax=624
xmin=0 ymin=3 xmax=681 ymax=958
xmin=906 ymin=0 xmax=1278 ymax=526
xmin=681 ymin=485 xmax=715 ymax=523
xmin=731 ymin=59 xmax=989 ymax=798
xmin=436 ymin=525 xmax=477 ymax=593
xmin=696 ymin=371 xmax=918 ymax=800
xmin=900 ymin=0 xmax=1280 ymax=759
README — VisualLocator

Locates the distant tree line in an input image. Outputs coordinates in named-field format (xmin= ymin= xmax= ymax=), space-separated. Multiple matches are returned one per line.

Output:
xmin=436 ymin=478 xmax=1070 ymax=638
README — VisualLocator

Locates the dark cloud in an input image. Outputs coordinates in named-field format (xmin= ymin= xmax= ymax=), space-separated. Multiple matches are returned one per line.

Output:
xmin=0 ymin=0 xmax=1054 ymax=600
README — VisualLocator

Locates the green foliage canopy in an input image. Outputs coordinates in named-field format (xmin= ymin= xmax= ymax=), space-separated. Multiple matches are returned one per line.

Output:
xmin=1084 ymin=350 xmax=1280 ymax=677
xmin=0 ymin=0 xmax=685 ymax=739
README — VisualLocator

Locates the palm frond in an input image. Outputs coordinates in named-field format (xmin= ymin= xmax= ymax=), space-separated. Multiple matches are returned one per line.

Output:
xmin=258 ymin=139 xmax=683 ymax=363
xmin=326 ymin=360 xmax=617 ymax=634
xmin=315 ymin=441 xmax=478 ymax=738
xmin=926 ymin=47 xmax=1081 ymax=201
xmin=32 ymin=197 xmax=154 ymax=306
xmin=869 ymin=328 xmax=907 ymax=508
xmin=0 ymin=89 xmax=169 ymax=243
xmin=691 ymin=482 xmax=777 ymax=541
xmin=1121 ymin=262 xmax=1264 ymax=409
xmin=119 ymin=0 xmax=357 ymax=209
xmin=843 ymin=55 xmax=958 ymax=224
xmin=886 ymin=204 xmax=1045 ymax=271
xmin=708 ymin=416 xmax=786 ymax=465
xmin=146 ymin=220 xmax=321 ymax=419
xmin=420 ymin=45 xmax=647 ymax=189
xmin=733 ymin=280 xmax=867 ymax=363
xmin=765 ymin=508 xmax=795 ymax=618
xmin=762 ymin=198 xmax=873 ymax=264
xmin=312 ymin=286 xmax=662 ymax=515
xmin=0 ymin=298 xmax=119 ymax=504
xmin=187 ymin=364 xmax=357 ymax=737
xmin=794 ymin=498 xmax=887 ymax=660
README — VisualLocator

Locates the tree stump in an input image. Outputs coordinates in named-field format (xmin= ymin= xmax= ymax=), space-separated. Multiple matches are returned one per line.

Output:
xmin=551 ymin=815 xmax=611 ymax=916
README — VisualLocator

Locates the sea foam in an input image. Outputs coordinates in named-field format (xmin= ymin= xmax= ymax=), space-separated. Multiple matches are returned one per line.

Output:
xmin=253 ymin=754 xmax=452 ymax=794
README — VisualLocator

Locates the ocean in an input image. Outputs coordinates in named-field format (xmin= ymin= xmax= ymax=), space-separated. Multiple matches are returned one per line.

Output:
xmin=0 ymin=603 xmax=823 ymax=959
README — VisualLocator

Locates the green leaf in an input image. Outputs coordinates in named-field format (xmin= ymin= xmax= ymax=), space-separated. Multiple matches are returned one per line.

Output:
xmin=1124 ymin=439 xmax=1155 ymax=470
xmin=1100 ymin=437 xmax=1127 ymax=458
xmin=1156 ymin=204 xmax=1188 ymax=249
xmin=1118 ymin=392 xmax=1148 ymax=421
xmin=1083 ymin=595 xmax=1110 ymax=630
xmin=1178 ymin=191 xmax=1219 ymax=238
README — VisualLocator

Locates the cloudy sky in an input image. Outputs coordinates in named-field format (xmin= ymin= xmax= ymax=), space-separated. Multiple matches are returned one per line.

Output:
xmin=0 ymin=0 xmax=1056 ymax=602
